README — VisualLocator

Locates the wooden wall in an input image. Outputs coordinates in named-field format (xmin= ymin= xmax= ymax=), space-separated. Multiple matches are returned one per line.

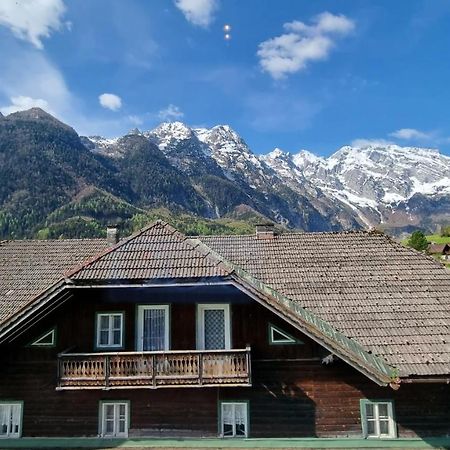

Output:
xmin=0 ymin=285 xmax=449 ymax=438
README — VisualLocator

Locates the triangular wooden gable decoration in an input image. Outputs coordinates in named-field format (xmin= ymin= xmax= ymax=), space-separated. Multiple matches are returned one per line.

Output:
xmin=269 ymin=323 xmax=302 ymax=344
xmin=29 ymin=327 xmax=56 ymax=347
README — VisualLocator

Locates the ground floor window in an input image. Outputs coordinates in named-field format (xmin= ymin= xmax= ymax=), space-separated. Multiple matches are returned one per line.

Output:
xmin=360 ymin=400 xmax=396 ymax=438
xmin=0 ymin=402 xmax=22 ymax=438
xmin=99 ymin=401 xmax=129 ymax=438
xmin=220 ymin=402 xmax=248 ymax=438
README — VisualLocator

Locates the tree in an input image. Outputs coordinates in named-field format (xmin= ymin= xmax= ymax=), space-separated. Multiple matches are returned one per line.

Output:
xmin=441 ymin=225 xmax=450 ymax=237
xmin=407 ymin=230 xmax=428 ymax=251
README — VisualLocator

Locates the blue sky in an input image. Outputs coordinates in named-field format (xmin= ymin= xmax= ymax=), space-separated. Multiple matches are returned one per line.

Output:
xmin=1 ymin=0 xmax=450 ymax=156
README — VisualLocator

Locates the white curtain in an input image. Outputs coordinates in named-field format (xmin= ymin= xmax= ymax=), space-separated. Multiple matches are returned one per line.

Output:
xmin=144 ymin=309 xmax=166 ymax=351
xmin=0 ymin=405 xmax=9 ymax=436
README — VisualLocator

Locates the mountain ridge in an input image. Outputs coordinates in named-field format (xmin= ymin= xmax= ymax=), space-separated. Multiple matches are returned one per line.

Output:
xmin=1 ymin=108 xmax=449 ymax=238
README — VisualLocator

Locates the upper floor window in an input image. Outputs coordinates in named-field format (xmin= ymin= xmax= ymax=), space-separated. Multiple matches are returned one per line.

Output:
xmin=0 ymin=402 xmax=22 ymax=438
xmin=268 ymin=323 xmax=301 ymax=345
xmin=137 ymin=305 xmax=169 ymax=351
xmin=360 ymin=400 xmax=396 ymax=438
xmin=96 ymin=312 xmax=124 ymax=349
xmin=197 ymin=304 xmax=231 ymax=350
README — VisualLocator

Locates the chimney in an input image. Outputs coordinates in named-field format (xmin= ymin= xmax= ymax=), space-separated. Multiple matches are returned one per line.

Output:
xmin=106 ymin=227 xmax=119 ymax=246
xmin=255 ymin=223 xmax=275 ymax=240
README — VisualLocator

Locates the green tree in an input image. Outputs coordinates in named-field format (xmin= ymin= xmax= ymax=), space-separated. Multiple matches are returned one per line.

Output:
xmin=441 ymin=225 xmax=450 ymax=237
xmin=407 ymin=230 xmax=428 ymax=251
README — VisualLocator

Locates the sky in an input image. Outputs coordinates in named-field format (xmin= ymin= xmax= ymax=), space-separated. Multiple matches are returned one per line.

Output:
xmin=1 ymin=0 xmax=450 ymax=157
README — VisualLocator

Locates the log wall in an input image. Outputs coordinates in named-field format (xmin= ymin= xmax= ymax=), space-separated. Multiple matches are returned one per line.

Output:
xmin=0 ymin=286 xmax=448 ymax=438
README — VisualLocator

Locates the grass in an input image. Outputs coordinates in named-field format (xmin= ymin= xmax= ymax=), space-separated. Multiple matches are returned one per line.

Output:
xmin=425 ymin=234 xmax=450 ymax=244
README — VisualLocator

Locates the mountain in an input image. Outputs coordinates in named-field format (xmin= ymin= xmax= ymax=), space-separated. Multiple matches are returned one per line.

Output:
xmin=0 ymin=108 xmax=449 ymax=238
xmin=263 ymin=144 xmax=450 ymax=233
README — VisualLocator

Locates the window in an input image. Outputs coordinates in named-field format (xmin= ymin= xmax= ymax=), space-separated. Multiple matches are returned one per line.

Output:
xmin=0 ymin=402 xmax=22 ymax=438
xmin=268 ymin=323 xmax=301 ymax=345
xmin=197 ymin=304 xmax=231 ymax=350
xmin=99 ymin=401 xmax=129 ymax=438
xmin=220 ymin=402 xmax=248 ymax=438
xmin=29 ymin=327 xmax=56 ymax=347
xmin=360 ymin=400 xmax=396 ymax=438
xmin=96 ymin=313 xmax=124 ymax=349
xmin=137 ymin=305 xmax=169 ymax=351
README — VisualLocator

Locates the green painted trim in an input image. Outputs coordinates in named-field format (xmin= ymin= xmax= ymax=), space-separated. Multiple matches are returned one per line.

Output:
xmin=94 ymin=311 xmax=125 ymax=351
xmin=218 ymin=400 xmax=250 ymax=438
xmin=268 ymin=323 xmax=303 ymax=346
xmin=27 ymin=327 xmax=57 ymax=348
xmin=1 ymin=436 xmax=450 ymax=448
xmin=98 ymin=400 xmax=131 ymax=438
xmin=0 ymin=400 xmax=24 ymax=438
xmin=360 ymin=399 xmax=396 ymax=439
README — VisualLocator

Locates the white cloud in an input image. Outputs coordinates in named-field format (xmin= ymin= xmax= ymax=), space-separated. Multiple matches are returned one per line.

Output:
xmin=0 ymin=46 xmax=73 ymax=117
xmin=351 ymin=138 xmax=394 ymax=148
xmin=158 ymin=104 xmax=184 ymax=121
xmin=257 ymin=12 xmax=355 ymax=79
xmin=99 ymin=93 xmax=122 ymax=111
xmin=0 ymin=95 xmax=51 ymax=115
xmin=390 ymin=128 xmax=431 ymax=140
xmin=174 ymin=0 xmax=218 ymax=27
xmin=0 ymin=0 xmax=67 ymax=49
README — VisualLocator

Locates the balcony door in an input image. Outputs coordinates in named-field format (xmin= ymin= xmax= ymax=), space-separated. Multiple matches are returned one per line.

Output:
xmin=137 ymin=305 xmax=169 ymax=351
xmin=197 ymin=304 xmax=231 ymax=350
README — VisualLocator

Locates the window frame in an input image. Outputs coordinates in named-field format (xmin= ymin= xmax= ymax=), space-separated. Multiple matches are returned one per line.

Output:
xmin=28 ymin=327 xmax=57 ymax=347
xmin=360 ymin=399 xmax=396 ymax=439
xmin=268 ymin=323 xmax=302 ymax=345
xmin=0 ymin=401 xmax=23 ymax=439
xmin=136 ymin=305 xmax=170 ymax=351
xmin=95 ymin=312 xmax=125 ymax=350
xmin=197 ymin=304 xmax=231 ymax=350
xmin=98 ymin=400 xmax=130 ymax=438
xmin=219 ymin=401 xmax=249 ymax=438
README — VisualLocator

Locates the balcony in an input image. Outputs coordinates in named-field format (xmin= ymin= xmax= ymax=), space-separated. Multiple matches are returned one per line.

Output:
xmin=57 ymin=347 xmax=251 ymax=390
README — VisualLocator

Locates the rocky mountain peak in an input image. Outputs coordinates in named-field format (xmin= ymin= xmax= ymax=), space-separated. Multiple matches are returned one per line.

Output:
xmin=149 ymin=121 xmax=193 ymax=141
xmin=127 ymin=127 xmax=142 ymax=136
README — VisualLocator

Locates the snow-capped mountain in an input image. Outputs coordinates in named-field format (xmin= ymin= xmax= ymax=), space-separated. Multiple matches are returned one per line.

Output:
xmin=84 ymin=123 xmax=450 ymax=234
xmin=264 ymin=143 xmax=450 ymax=229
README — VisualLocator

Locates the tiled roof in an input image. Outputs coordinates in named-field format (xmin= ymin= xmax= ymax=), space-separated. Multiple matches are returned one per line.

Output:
xmin=70 ymin=221 xmax=229 ymax=281
xmin=0 ymin=239 xmax=106 ymax=325
xmin=199 ymin=232 xmax=450 ymax=377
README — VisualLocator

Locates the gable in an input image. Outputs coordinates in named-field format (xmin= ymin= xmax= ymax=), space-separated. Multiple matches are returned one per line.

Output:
xmin=198 ymin=232 xmax=450 ymax=379
xmin=68 ymin=221 xmax=229 ymax=282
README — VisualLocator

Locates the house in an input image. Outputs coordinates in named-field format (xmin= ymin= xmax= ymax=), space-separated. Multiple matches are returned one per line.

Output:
xmin=0 ymin=221 xmax=449 ymax=447
xmin=428 ymin=243 xmax=450 ymax=260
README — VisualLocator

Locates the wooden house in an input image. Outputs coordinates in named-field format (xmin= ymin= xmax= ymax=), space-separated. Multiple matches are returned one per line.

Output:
xmin=0 ymin=221 xmax=449 ymax=447
xmin=428 ymin=243 xmax=450 ymax=260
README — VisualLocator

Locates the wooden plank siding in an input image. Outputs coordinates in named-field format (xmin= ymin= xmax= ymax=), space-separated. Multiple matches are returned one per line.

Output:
xmin=0 ymin=286 xmax=449 ymax=439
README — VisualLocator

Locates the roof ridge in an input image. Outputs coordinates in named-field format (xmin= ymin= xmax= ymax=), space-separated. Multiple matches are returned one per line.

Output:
xmin=64 ymin=220 xmax=168 ymax=278
xmin=196 ymin=229 xmax=374 ymax=239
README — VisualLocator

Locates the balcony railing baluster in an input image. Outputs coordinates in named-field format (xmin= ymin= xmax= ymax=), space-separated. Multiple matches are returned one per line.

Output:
xmin=57 ymin=348 xmax=251 ymax=390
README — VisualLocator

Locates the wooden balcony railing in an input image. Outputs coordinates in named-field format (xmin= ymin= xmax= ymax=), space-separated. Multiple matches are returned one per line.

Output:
xmin=57 ymin=347 xmax=251 ymax=390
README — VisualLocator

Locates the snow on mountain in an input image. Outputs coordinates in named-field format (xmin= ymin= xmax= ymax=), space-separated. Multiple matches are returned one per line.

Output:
xmin=81 ymin=122 xmax=450 ymax=233
xmin=264 ymin=143 xmax=450 ymax=227
xmin=193 ymin=125 xmax=279 ymax=191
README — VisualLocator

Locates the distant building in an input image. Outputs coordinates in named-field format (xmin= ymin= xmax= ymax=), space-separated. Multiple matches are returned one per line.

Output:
xmin=428 ymin=243 xmax=450 ymax=260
